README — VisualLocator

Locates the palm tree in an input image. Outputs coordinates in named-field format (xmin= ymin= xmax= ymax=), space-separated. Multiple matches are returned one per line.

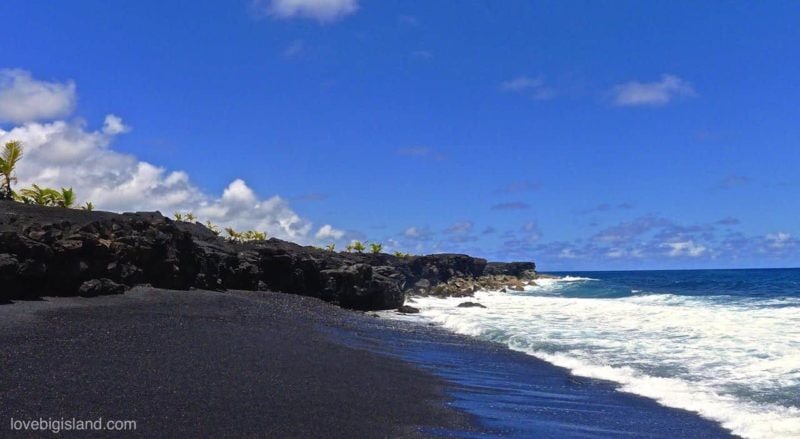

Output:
xmin=225 ymin=227 xmax=242 ymax=242
xmin=18 ymin=184 xmax=61 ymax=206
xmin=325 ymin=243 xmax=336 ymax=252
xmin=58 ymin=187 xmax=76 ymax=208
xmin=185 ymin=213 xmax=196 ymax=222
xmin=352 ymin=241 xmax=366 ymax=253
xmin=0 ymin=141 xmax=23 ymax=200
xmin=81 ymin=202 xmax=94 ymax=211
xmin=173 ymin=212 xmax=184 ymax=221
xmin=205 ymin=221 xmax=220 ymax=235
xmin=369 ymin=243 xmax=382 ymax=254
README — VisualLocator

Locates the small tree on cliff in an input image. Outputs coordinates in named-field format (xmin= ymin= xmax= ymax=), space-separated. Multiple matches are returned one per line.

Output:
xmin=59 ymin=187 xmax=76 ymax=208
xmin=351 ymin=241 xmax=366 ymax=253
xmin=369 ymin=243 xmax=382 ymax=254
xmin=0 ymin=141 xmax=23 ymax=200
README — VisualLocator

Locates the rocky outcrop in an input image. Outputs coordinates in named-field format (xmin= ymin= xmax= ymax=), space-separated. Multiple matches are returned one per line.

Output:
xmin=0 ymin=201 xmax=536 ymax=310
xmin=457 ymin=302 xmax=486 ymax=309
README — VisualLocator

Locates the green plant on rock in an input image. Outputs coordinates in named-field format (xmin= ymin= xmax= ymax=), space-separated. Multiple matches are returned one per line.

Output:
xmin=225 ymin=227 xmax=242 ymax=242
xmin=205 ymin=221 xmax=220 ymax=236
xmin=325 ymin=243 xmax=336 ymax=252
xmin=369 ymin=243 xmax=382 ymax=254
xmin=243 ymin=230 xmax=267 ymax=241
xmin=0 ymin=141 xmax=23 ymax=200
xmin=351 ymin=240 xmax=365 ymax=253
xmin=173 ymin=212 xmax=184 ymax=221
xmin=18 ymin=184 xmax=61 ymax=206
xmin=81 ymin=201 xmax=94 ymax=211
xmin=58 ymin=187 xmax=76 ymax=208
xmin=185 ymin=212 xmax=196 ymax=222
xmin=393 ymin=251 xmax=411 ymax=258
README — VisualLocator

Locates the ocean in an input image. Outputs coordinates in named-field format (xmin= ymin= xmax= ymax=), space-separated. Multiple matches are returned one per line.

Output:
xmin=404 ymin=268 xmax=800 ymax=438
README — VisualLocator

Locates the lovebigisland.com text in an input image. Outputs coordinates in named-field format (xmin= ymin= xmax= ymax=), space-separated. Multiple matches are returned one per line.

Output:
xmin=10 ymin=417 xmax=137 ymax=434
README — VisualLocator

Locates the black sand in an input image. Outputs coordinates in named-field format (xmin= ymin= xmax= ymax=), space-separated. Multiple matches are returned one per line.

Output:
xmin=0 ymin=289 xmax=475 ymax=437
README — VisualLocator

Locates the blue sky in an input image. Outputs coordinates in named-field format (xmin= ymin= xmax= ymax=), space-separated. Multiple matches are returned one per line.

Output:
xmin=1 ymin=0 xmax=798 ymax=270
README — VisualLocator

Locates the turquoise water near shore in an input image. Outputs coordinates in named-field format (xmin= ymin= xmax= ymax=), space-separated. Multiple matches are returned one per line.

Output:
xmin=406 ymin=268 xmax=800 ymax=438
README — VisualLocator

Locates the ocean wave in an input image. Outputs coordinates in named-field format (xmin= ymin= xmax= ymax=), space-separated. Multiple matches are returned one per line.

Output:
xmin=408 ymin=291 xmax=800 ymax=438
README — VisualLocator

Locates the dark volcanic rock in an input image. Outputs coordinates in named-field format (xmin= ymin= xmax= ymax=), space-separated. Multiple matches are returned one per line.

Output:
xmin=78 ymin=278 xmax=127 ymax=297
xmin=484 ymin=261 xmax=536 ymax=277
xmin=397 ymin=305 xmax=420 ymax=314
xmin=0 ymin=201 xmax=536 ymax=310
xmin=457 ymin=301 xmax=486 ymax=309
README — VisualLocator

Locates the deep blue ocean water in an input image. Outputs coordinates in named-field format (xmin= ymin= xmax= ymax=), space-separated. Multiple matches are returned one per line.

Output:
xmin=403 ymin=268 xmax=800 ymax=438
xmin=548 ymin=268 xmax=800 ymax=301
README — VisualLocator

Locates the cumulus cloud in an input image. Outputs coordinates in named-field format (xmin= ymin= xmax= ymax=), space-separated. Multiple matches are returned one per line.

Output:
xmin=0 ymin=69 xmax=76 ymax=123
xmin=500 ymin=75 xmax=555 ymax=100
xmin=662 ymin=240 xmax=707 ymax=257
xmin=611 ymin=74 xmax=695 ymax=107
xmin=102 ymin=114 xmax=130 ymax=135
xmin=315 ymin=224 xmax=345 ymax=240
xmin=252 ymin=0 xmax=358 ymax=23
xmin=765 ymin=232 xmax=794 ymax=249
xmin=403 ymin=226 xmax=434 ymax=241
xmin=0 ymin=72 xmax=342 ymax=243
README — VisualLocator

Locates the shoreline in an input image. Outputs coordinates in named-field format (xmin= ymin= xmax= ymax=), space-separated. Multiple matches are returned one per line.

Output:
xmin=2 ymin=288 xmax=736 ymax=437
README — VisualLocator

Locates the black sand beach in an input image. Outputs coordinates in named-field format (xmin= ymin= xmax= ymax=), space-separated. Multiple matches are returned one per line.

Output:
xmin=0 ymin=288 xmax=738 ymax=438
xmin=0 ymin=288 xmax=475 ymax=437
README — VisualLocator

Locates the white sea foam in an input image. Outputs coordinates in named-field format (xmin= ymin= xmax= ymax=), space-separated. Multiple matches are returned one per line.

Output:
xmin=405 ymin=278 xmax=800 ymax=439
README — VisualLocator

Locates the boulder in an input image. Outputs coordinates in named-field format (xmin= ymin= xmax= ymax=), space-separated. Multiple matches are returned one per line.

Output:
xmin=457 ymin=301 xmax=486 ymax=308
xmin=78 ymin=278 xmax=127 ymax=297
xmin=397 ymin=305 xmax=420 ymax=314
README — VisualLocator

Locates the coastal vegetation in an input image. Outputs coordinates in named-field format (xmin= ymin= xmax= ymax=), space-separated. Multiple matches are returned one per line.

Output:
xmin=2 ymin=140 xmax=407 ymax=257
xmin=0 ymin=141 xmax=23 ymax=200
xmin=1 ymin=141 xmax=84 ymax=209
xmin=346 ymin=241 xmax=366 ymax=253
xmin=224 ymin=227 xmax=267 ymax=243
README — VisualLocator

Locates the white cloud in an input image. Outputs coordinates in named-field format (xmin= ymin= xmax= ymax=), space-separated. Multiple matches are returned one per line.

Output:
xmin=0 ymin=69 xmax=76 ymax=123
xmin=315 ymin=224 xmax=345 ymax=240
xmin=0 ymin=72 xmax=342 ymax=243
xmin=253 ymin=0 xmax=358 ymax=23
xmin=404 ymin=226 xmax=422 ymax=238
xmin=611 ymin=74 xmax=695 ymax=107
xmin=663 ymin=240 xmax=707 ymax=257
xmin=765 ymin=232 xmax=793 ymax=249
xmin=102 ymin=114 xmax=129 ymax=135
xmin=500 ymin=75 xmax=555 ymax=100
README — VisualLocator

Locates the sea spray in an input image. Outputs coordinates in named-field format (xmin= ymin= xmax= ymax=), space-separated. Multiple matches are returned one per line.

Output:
xmin=398 ymin=270 xmax=800 ymax=439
